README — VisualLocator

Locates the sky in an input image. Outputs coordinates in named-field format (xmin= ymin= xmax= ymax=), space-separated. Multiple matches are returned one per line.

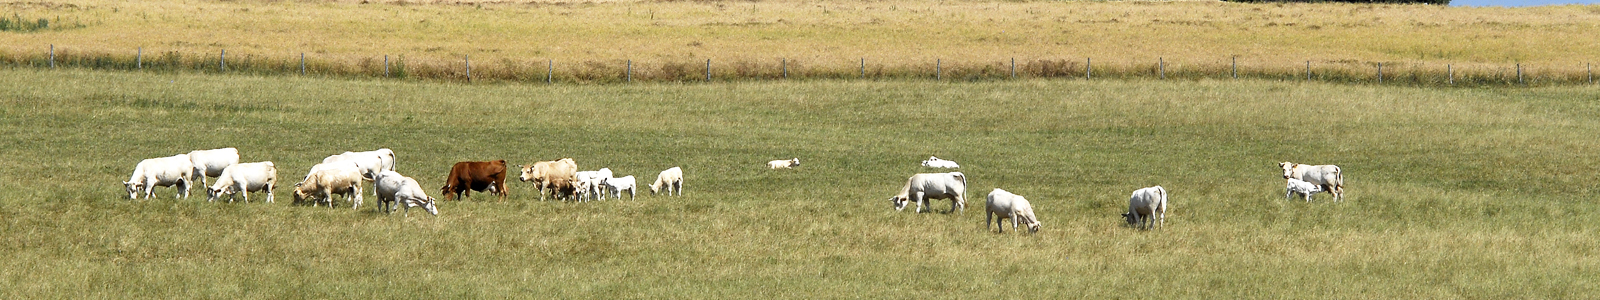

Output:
xmin=1451 ymin=0 xmax=1600 ymax=6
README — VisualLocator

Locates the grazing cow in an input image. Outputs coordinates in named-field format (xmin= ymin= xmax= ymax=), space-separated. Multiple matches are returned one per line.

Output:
xmin=1280 ymin=161 xmax=1344 ymax=202
xmin=888 ymin=172 xmax=967 ymax=214
xmin=188 ymin=148 xmax=239 ymax=188
xmin=441 ymin=160 xmax=508 ymax=201
xmin=1285 ymin=178 xmax=1325 ymax=202
xmin=573 ymin=168 xmax=613 ymax=201
xmin=519 ymin=158 xmax=577 ymax=201
xmin=294 ymin=168 xmax=364 ymax=209
xmin=986 ymin=189 xmax=1041 ymax=233
xmin=374 ymin=171 xmax=438 ymax=216
xmin=1122 ymin=186 xmax=1168 ymax=230
xmin=921 ymin=156 xmax=960 ymax=169
xmin=768 ymin=158 xmax=800 ymax=169
xmin=603 ymin=175 xmax=637 ymax=200
xmin=650 ymin=167 xmax=684 ymax=196
xmin=322 ymin=151 xmax=387 ymax=180
xmin=206 ymin=161 xmax=277 ymax=203
xmin=124 ymin=154 xmax=194 ymax=200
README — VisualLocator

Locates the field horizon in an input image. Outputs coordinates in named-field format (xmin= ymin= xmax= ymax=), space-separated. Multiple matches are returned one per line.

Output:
xmin=3 ymin=0 xmax=1599 ymax=85
xmin=2 ymin=68 xmax=1597 ymax=297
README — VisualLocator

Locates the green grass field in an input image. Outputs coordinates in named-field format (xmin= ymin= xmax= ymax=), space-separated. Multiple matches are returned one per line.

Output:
xmin=2 ymin=68 xmax=1598 ymax=298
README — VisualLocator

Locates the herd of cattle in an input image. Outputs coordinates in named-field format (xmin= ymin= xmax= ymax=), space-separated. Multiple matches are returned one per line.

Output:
xmin=120 ymin=149 xmax=1346 ymax=232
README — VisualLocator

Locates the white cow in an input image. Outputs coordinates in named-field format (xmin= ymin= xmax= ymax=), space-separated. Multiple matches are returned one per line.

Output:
xmin=206 ymin=161 xmax=277 ymax=203
xmin=768 ymin=158 xmax=800 ymax=169
xmin=650 ymin=167 xmax=684 ymax=196
xmin=574 ymin=170 xmax=608 ymax=202
xmin=322 ymin=151 xmax=387 ymax=180
xmin=1280 ymin=162 xmax=1344 ymax=202
xmin=921 ymin=156 xmax=959 ymax=169
xmin=304 ymin=160 xmax=365 ymax=182
xmin=986 ymin=188 xmax=1041 ymax=233
xmin=1285 ymin=178 xmax=1325 ymax=202
xmin=188 ymin=148 xmax=239 ymax=188
xmin=294 ymin=168 xmax=364 ymax=209
xmin=374 ymin=171 xmax=438 ymax=216
xmin=124 ymin=154 xmax=194 ymax=200
xmin=602 ymin=175 xmax=637 ymax=200
xmin=888 ymin=172 xmax=967 ymax=214
xmin=1123 ymin=186 xmax=1168 ymax=230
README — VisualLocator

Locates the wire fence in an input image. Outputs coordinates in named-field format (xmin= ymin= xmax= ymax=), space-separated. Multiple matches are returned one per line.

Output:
xmin=3 ymin=45 xmax=1595 ymax=87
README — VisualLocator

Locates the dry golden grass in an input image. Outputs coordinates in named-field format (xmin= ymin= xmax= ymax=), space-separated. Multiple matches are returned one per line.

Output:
xmin=2 ymin=0 xmax=1599 ymax=83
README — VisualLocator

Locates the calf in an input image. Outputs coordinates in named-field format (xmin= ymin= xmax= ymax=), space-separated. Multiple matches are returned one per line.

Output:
xmin=375 ymin=171 xmax=438 ymax=216
xmin=519 ymin=158 xmax=577 ymax=201
xmin=124 ymin=154 xmax=194 ymax=200
xmin=768 ymin=158 xmax=800 ymax=169
xmin=295 ymin=168 xmax=364 ymax=209
xmin=1123 ymin=186 xmax=1168 ymax=230
xmin=441 ymin=160 xmax=508 ymax=201
xmin=206 ymin=161 xmax=277 ymax=203
xmin=1285 ymin=178 xmax=1325 ymax=202
xmin=887 ymin=172 xmax=967 ymax=214
xmin=921 ymin=156 xmax=960 ymax=169
xmin=649 ymin=167 xmax=684 ymax=196
xmin=986 ymin=188 xmax=1041 ymax=233
xmin=603 ymin=175 xmax=637 ymax=200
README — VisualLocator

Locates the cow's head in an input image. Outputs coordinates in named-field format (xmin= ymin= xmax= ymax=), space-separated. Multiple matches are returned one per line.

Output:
xmin=123 ymin=181 xmax=141 ymax=199
xmin=1279 ymin=162 xmax=1296 ymax=179
xmin=1023 ymin=216 xmax=1042 ymax=233
xmin=890 ymin=196 xmax=908 ymax=211
xmin=439 ymin=185 xmax=455 ymax=200
xmin=791 ymin=158 xmax=800 ymax=167
xmin=1122 ymin=213 xmax=1138 ymax=225
xmin=409 ymin=196 xmax=439 ymax=216
xmin=292 ymin=188 xmax=309 ymax=204
xmin=206 ymin=186 xmax=227 ymax=202
xmin=518 ymin=165 xmax=536 ymax=182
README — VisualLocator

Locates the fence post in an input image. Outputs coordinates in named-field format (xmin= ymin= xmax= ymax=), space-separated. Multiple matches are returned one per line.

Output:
xmin=1305 ymin=60 xmax=1310 ymax=80
xmin=1231 ymin=56 xmax=1237 ymax=79
xmin=1159 ymin=57 xmax=1164 ymax=79
xmin=384 ymin=55 xmax=389 ymax=77
xmin=860 ymin=58 xmax=865 ymax=78
xmin=1086 ymin=57 xmax=1091 ymax=79
xmin=1010 ymin=58 xmax=1015 ymax=79
xmin=936 ymin=59 xmax=941 ymax=80
xmin=300 ymin=53 xmax=305 ymax=75
xmin=220 ymin=49 xmax=226 ymax=71
xmin=627 ymin=60 xmax=632 ymax=83
xmin=466 ymin=55 xmax=472 ymax=82
xmin=1378 ymin=62 xmax=1383 ymax=84
xmin=1448 ymin=64 xmax=1453 ymax=85
xmin=1589 ymin=63 xmax=1592 ymax=84
xmin=49 ymin=44 xmax=54 ymax=69
xmin=1516 ymin=63 xmax=1523 ymax=85
xmin=547 ymin=60 xmax=553 ymax=84
xmin=782 ymin=58 xmax=787 ymax=79
xmin=137 ymin=47 xmax=142 ymax=69
xmin=705 ymin=59 xmax=711 ymax=82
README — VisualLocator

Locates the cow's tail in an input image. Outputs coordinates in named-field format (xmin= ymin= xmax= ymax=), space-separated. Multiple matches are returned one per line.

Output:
xmin=953 ymin=172 xmax=968 ymax=209
xmin=1156 ymin=186 xmax=1168 ymax=213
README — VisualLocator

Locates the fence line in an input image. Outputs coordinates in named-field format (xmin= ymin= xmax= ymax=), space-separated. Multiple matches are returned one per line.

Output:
xmin=6 ymin=45 xmax=1596 ymax=87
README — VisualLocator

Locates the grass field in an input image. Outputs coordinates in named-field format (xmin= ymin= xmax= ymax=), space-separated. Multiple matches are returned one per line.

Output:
xmin=3 ymin=0 xmax=1600 ymax=84
xmin=2 ymin=68 xmax=1598 ymax=297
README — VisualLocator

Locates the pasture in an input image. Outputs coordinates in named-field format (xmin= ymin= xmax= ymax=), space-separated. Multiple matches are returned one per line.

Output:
xmin=2 ymin=68 xmax=1598 ymax=297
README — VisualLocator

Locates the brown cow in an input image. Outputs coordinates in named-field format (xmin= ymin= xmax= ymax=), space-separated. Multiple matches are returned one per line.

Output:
xmin=441 ymin=160 xmax=508 ymax=201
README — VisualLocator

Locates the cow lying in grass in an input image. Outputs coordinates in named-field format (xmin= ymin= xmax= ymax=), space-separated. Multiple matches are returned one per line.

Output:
xmin=768 ymin=158 xmax=800 ymax=169
xmin=921 ymin=156 xmax=959 ymax=169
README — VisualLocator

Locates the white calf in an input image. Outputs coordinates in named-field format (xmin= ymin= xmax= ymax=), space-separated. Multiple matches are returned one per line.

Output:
xmin=603 ymin=175 xmax=637 ymax=200
xmin=206 ymin=161 xmax=277 ymax=203
xmin=921 ymin=156 xmax=960 ymax=168
xmin=124 ymin=154 xmax=194 ymax=199
xmin=1123 ymin=186 xmax=1168 ymax=230
xmin=188 ymin=148 xmax=239 ymax=188
xmin=986 ymin=188 xmax=1041 ymax=233
xmin=1285 ymin=178 xmax=1325 ymax=202
xmin=768 ymin=158 xmax=800 ymax=169
xmin=650 ymin=167 xmax=684 ymax=196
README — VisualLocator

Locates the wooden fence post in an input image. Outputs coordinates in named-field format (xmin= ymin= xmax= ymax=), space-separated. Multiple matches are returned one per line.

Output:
xmin=705 ymin=59 xmax=711 ymax=82
xmin=1159 ymin=57 xmax=1164 ymax=79
xmin=627 ymin=60 xmax=632 ymax=82
xmin=49 ymin=44 xmax=54 ymax=68
xmin=137 ymin=47 xmax=142 ymax=69
xmin=1588 ymin=63 xmax=1592 ymax=84
xmin=465 ymin=55 xmax=471 ymax=82
xmin=300 ymin=53 xmax=305 ymax=75
xmin=1231 ymin=56 xmax=1237 ymax=79
xmin=547 ymin=60 xmax=553 ymax=84
xmin=1516 ymin=63 xmax=1522 ymax=85
xmin=936 ymin=59 xmax=941 ymax=80
xmin=1378 ymin=62 xmax=1383 ymax=84
xmin=1448 ymin=64 xmax=1453 ymax=85
xmin=1086 ymin=57 xmax=1091 ymax=79
xmin=220 ymin=49 xmax=226 ymax=71
xmin=1305 ymin=61 xmax=1310 ymax=80
xmin=860 ymin=58 xmax=865 ymax=78
xmin=782 ymin=58 xmax=787 ymax=79
xmin=1010 ymin=58 xmax=1015 ymax=79
xmin=384 ymin=55 xmax=389 ymax=77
